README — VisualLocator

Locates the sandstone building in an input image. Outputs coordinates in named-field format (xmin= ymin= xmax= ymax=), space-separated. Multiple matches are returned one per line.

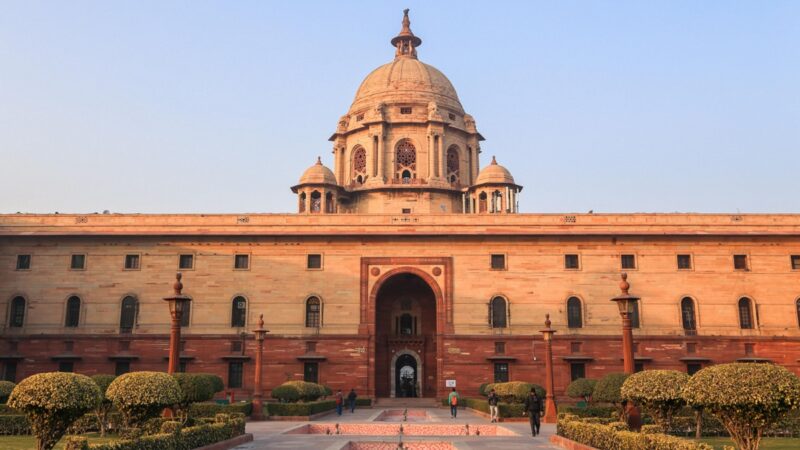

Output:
xmin=2 ymin=11 xmax=799 ymax=401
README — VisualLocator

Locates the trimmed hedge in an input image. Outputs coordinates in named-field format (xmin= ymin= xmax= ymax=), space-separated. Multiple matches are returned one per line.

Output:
xmin=270 ymin=380 xmax=326 ymax=403
xmin=621 ymin=370 xmax=689 ymax=429
xmin=593 ymin=373 xmax=629 ymax=405
xmin=266 ymin=400 xmax=336 ymax=416
xmin=88 ymin=415 xmax=245 ymax=450
xmin=443 ymin=397 xmax=526 ymax=418
xmin=355 ymin=398 xmax=372 ymax=407
xmin=0 ymin=414 xmax=31 ymax=435
xmin=566 ymin=378 xmax=597 ymax=403
xmin=188 ymin=401 xmax=252 ymax=418
xmin=194 ymin=373 xmax=225 ymax=394
xmin=0 ymin=381 xmax=15 ymax=403
xmin=106 ymin=371 xmax=182 ymax=427
xmin=558 ymin=414 xmax=714 ymax=450
xmin=483 ymin=381 xmax=545 ymax=403
xmin=558 ymin=405 xmax=618 ymax=418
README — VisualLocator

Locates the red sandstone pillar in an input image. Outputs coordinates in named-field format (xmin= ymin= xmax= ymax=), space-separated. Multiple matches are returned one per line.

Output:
xmin=252 ymin=314 xmax=268 ymax=421
xmin=611 ymin=273 xmax=639 ymax=375
xmin=163 ymin=273 xmax=191 ymax=418
xmin=540 ymin=314 xmax=558 ymax=424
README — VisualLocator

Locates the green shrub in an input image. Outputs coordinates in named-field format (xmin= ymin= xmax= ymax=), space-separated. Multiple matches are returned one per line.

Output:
xmin=173 ymin=373 xmax=215 ymax=421
xmin=558 ymin=415 xmax=713 ymax=450
xmin=0 ymin=381 xmax=15 ymax=403
xmin=160 ymin=420 xmax=182 ymax=435
xmin=89 ymin=374 xmax=116 ymax=437
xmin=446 ymin=397 xmax=526 ymax=418
xmin=271 ymin=384 xmax=301 ymax=403
xmin=7 ymin=372 xmax=101 ymax=450
xmin=593 ymin=373 xmax=629 ymax=418
xmin=683 ymin=363 xmax=800 ymax=450
xmin=558 ymin=405 xmax=618 ymax=418
xmin=187 ymin=401 xmax=252 ymax=418
xmin=486 ymin=381 xmax=545 ymax=403
xmin=63 ymin=436 xmax=88 ymax=450
xmin=271 ymin=380 xmax=324 ymax=402
xmin=321 ymin=385 xmax=333 ymax=398
xmin=355 ymin=398 xmax=372 ymax=406
xmin=266 ymin=399 xmax=336 ymax=416
xmin=622 ymin=370 xmax=689 ymax=430
xmin=0 ymin=414 xmax=31 ymax=435
xmin=106 ymin=371 xmax=182 ymax=428
xmin=193 ymin=373 xmax=225 ymax=394
xmin=89 ymin=416 xmax=245 ymax=450
xmin=566 ymin=378 xmax=598 ymax=404
xmin=478 ymin=383 xmax=490 ymax=396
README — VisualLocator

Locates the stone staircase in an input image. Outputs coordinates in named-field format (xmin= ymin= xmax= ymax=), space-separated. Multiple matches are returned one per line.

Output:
xmin=373 ymin=397 xmax=441 ymax=408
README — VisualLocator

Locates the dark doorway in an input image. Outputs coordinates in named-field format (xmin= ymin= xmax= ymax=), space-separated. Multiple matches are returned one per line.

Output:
xmin=395 ymin=354 xmax=417 ymax=397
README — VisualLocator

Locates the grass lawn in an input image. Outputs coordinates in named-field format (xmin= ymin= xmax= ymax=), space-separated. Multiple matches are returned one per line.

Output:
xmin=0 ymin=433 xmax=118 ymax=450
xmin=696 ymin=436 xmax=800 ymax=450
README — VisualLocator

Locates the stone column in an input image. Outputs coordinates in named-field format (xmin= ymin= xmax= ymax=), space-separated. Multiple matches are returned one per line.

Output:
xmin=377 ymin=133 xmax=385 ymax=181
xmin=540 ymin=314 xmax=558 ymax=424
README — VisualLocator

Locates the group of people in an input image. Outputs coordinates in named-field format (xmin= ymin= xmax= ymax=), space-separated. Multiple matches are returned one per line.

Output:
xmin=334 ymin=386 xmax=546 ymax=438
xmin=451 ymin=387 xmax=544 ymax=437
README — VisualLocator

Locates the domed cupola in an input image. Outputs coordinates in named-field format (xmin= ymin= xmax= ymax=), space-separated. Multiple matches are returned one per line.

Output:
xmin=467 ymin=157 xmax=523 ymax=214
xmin=291 ymin=157 xmax=341 ymax=214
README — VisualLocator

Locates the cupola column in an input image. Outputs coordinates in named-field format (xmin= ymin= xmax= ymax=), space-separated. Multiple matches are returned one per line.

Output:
xmin=377 ymin=132 xmax=385 ymax=181
xmin=438 ymin=133 xmax=446 ymax=181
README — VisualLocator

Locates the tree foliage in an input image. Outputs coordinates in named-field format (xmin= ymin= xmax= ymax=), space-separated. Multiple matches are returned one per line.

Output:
xmin=484 ymin=381 xmax=545 ymax=403
xmin=567 ymin=378 xmax=598 ymax=403
xmin=195 ymin=373 xmax=225 ymax=394
xmin=621 ymin=370 xmax=688 ymax=429
xmin=7 ymin=372 xmax=101 ymax=450
xmin=0 ymin=380 xmax=15 ymax=403
xmin=593 ymin=373 xmax=629 ymax=405
xmin=107 ymin=371 xmax=181 ymax=427
xmin=90 ymin=374 xmax=116 ymax=437
xmin=682 ymin=363 xmax=800 ymax=450
xmin=270 ymin=381 xmax=325 ymax=403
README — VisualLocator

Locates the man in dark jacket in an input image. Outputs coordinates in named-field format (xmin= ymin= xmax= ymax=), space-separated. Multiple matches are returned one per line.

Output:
xmin=523 ymin=388 xmax=544 ymax=437
xmin=347 ymin=388 xmax=358 ymax=413
xmin=487 ymin=388 xmax=500 ymax=423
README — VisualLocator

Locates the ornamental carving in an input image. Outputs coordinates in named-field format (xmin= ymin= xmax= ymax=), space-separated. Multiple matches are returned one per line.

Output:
xmin=395 ymin=140 xmax=416 ymax=169
xmin=352 ymin=147 xmax=367 ymax=183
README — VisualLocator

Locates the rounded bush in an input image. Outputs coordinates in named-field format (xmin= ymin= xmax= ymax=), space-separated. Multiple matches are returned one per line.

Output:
xmin=173 ymin=373 xmax=215 ymax=405
xmin=107 ymin=371 xmax=182 ymax=427
xmin=566 ymin=378 xmax=597 ymax=403
xmin=196 ymin=373 xmax=225 ymax=394
xmin=478 ymin=383 xmax=490 ymax=397
xmin=90 ymin=375 xmax=116 ymax=398
xmin=490 ymin=381 xmax=545 ymax=403
xmin=0 ymin=380 xmax=15 ymax=403
xmin=271 ymin=384 xmax=301 ymax=403
xmin=683 ymin=363 xmax=800 ymax=450
xmin=7 ymin=372 xmax=101 ymax=450
xmin=284 ymin=381 xmax=324 ymax=402
xmin=621 ymin=370 xmax=689 ymax=429
xmin=593 ymin=373 xmax=629 ymax=405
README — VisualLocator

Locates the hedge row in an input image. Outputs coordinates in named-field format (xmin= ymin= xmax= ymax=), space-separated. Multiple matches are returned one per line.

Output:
xmin=441 ymin=397 xmax=526 ymax=418
xmin=80 ymin=415 xmax=245 ymax=450
xmin=558 ymin=405 xmax=618 ymax=419
xmin=187 ymin=401 xmax=253 ymax=418
xmin=558 ymin=414 xmax=713 ymax=450
xmin=266 ymin=400 xmax=336 ymax=416
xmin=0 ymin=414 xmax=31 ymax=435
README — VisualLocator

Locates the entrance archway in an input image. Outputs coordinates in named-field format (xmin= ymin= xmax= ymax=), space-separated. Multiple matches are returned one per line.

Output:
xmin=374 ymin=272 xmax=438 ymax=397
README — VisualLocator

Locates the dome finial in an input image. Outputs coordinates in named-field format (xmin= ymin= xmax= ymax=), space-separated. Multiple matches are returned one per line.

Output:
xmin=390 ymin=9 xmax=422 ymax=59
xmin=491 ymin=155 xmax=497 ymax=165
xmin=316 ymin=156 xmax=322 ymax=165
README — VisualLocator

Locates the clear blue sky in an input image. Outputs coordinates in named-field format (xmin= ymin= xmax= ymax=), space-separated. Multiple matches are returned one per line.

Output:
xmin=1 ymin=1 xmax=798 ymax=214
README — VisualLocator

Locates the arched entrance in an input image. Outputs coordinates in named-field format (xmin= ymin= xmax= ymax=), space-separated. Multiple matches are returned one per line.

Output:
xmin=374 ymin=272 xmax=438 ymax=398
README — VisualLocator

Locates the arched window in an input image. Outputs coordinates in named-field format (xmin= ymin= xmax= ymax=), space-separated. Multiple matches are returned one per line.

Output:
xmin=352 ymin=146 xmax=366 ymax=184
xmin=739 ymin=297 xmax=754 ymax=329
xmin=567 ymin=297 xmax=583 ymax=328
xmin=491 ymin=190 xmax=503 ymax=213
xmin=180 ymin=299 xmax=191 ymax=327
xmin=310 ymin=191 xmax=321 ymax=213
xmin=395 ymin=140 xmax=416 ymax=180
xmin=9 ymin=296 xmax=25 ymax=328
xmin=119 ymin=296 xmax=138 ymax=334
xmin=325 ymin=192 xmax=335 ymax=213
xmin=681 ymin=297 xmax=697 ymax=332
xmin=306 ymin=297 xmax=321 ymax=328
xmin=298 ymin=192 xmax=306 ymax=213
xmin=399 ymin=313 xmax=413 ymax=335
xmin=65 ymin=296 xmax=81 ymax=327
xmin=489 ymin=296 xmax=508 ymax=328
xmin=479 ymin=192 xmax=488 ymax=213
xmin=231 ymin=296 xmax=247 ymax=328
xmin=446 ymin=146 xmax=460 ymax=184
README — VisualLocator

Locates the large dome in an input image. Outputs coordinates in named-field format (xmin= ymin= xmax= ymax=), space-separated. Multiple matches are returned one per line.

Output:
xmin=349 ymin=57 xmax=463 ymax=114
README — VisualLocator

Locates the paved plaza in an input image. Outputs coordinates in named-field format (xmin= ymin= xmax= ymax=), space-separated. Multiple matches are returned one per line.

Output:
xmin=234 ymin=406 xmax=559 ymax=449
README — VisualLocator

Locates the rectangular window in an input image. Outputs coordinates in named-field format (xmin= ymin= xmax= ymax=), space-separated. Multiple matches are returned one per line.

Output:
xmin=307 ymin=254 xmax=322 ymax=270
xmin=630 ymin=303 xmax=640 ymax=329
xmin=634 ymin=362 xmax=644 ymax=373
xmin=564 ymin=254 xmax=580 ymax=270
xmin=16 ymin=255 xmax=31 ymax=270
xmin=686 ymin=342 xmax=697 ymax=354
xmin=686 ymin=363 xmax=702 ymax=376
xmin=3 ymin=362 xmax=17 ymax=382
xmin=570 ymin=363 xmax=586 ymax=381
xmin=402 ymin=208 xmax=412 ymax=214
xmin=124 ymin=254 xmax=140 ymax=270
xmin=179 ymin=254 xmax=194 ymax=270
xmin=677 ymin=254 xmax=692 ymax=270
xmin=306 ymin=341 xmax=317 ymax=353
xmin=494 ymin=363 xmax=509 ymax=383
xmin=571 ymin=342 xmax=582 ymax=354
xmin=621 ymin=254 xmax=636 ymax=269
xmin=178 ymin=361 xmax=187 ymax=373
xmin=733 ymin=254 xmax=748 ymax=270
xmin=744 ymin=343 xmax=755 ymax=356
xmin=791 ymin=255 xmax=800 ymax=270
xmin=58 ymin=361 xmax=74 ymax=373
xmin=70 ymin=254 xmax=86 ymax=270
xmin=400 ymin=107 xmax=412 ymax=114
xmin=494 ymin=342 xmax=505 ymax=354
xmin=228 ymin=362 xmax=243 ymax=388
xmin=234 ymin=254 xmax=249 ymax=270
xmin=304 ymin=362 xmax=319 ymax=383
xmin=115 ymin=361 xmax=130 ymax=376
xmin=490 ymin=254 xmax=506 ymax=270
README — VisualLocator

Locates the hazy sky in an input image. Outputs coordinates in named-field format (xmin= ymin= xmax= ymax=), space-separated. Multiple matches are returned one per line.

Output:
xmin=1 ymin=1 xmax=798 ymax=214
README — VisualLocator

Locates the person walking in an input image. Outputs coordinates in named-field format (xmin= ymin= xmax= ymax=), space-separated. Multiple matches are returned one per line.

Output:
xmin=347 ymin=388 xmax=358 ymax=413
xmin=335 ymin=389 xmax=344 ymax=416
xmin=487 ymin=388 xmax=499 ymax=423
xmin=523 ymin=388 xmax=543 ymax=437
xmin=448 ymin=387 xmax=460 ymax=419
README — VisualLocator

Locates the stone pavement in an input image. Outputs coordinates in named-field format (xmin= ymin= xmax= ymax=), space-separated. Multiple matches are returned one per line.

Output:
xmin=233 ymin=406 xmax=560 ymax=449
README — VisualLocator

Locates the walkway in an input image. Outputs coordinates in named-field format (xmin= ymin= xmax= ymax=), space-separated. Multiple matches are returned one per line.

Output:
xmin=234 ymin=406 xmax=559 ymax=449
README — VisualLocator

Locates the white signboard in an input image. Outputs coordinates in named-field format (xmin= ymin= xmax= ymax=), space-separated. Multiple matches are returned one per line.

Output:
xmin=445 ymin=379 xmax=456 ymax=387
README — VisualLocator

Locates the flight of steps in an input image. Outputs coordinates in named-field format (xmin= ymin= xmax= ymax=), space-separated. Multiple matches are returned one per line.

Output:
xmin=373 ymin=397 xmax=441 ymax=407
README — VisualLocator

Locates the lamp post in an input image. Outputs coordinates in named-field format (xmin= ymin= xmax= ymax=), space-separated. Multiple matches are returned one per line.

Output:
xmin=611 ymin=273 xmax=639 ymax=374
xmin=163 ymin=273 xmax=192 ymax=375
xmin=539 ymin=313 xmax=558 ymax=423
xmin=251 ymin=314 xmax=269 ymax=421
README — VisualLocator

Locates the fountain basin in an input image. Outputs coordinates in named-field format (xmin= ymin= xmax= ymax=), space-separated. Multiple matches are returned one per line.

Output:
xmin=373 ymin=409 xmax=430 ymax=422
xmin=284 ymin=423 xmax=517 ymax=436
